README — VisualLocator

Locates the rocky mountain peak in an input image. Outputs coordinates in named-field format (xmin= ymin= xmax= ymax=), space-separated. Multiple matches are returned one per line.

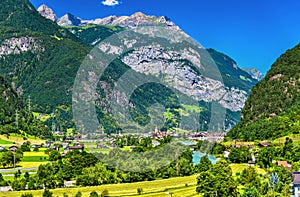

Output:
xmin=129 ymin=12 xmax=147 ymax=19
xmin=37 ymin=5 xmax=179 ymax=30
xmin=158 ymin=16 xmax=170 ymax=23
xmin=37 ymin=4 xmax=57 ymax=22
xmin=57 ymin=13 xmax=82 ymax=26
xmin=110 ymin=12 xmax=179 ymax=30
xmin=91 ymin=15 xmax=118 ymax=25
xmin=241 ymin=67 xmax=264 ymax=81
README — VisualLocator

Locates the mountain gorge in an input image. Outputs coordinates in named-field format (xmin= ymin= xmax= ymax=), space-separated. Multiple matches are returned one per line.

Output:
xmin=0 ymin=1 xmax=261 ymax=134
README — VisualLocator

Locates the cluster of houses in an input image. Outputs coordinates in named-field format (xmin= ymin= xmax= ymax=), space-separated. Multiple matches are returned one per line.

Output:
xmin=152 ymin=131 xmax=179 ymax=139
xmin=42 ymin=141 xmax=86 ymax=157
xmin=230 ymin=141 xmax=292 ymax=170
xmin=150 ymin=131 xmax=226 ymax=142
xmin=186 ymin=131 xmax=225 ymax=142
xmin=95 ymin=137 xmax=117 ymax=149
xmin=291 ymin=172 xmax=300 ymax=197
xmin=0 ymin=143 xmax=43 ymax=152
xmin=229 ymin=141 xmax=299 ymax=197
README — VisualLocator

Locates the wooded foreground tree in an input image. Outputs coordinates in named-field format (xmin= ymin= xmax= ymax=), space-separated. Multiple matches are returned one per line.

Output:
xmin=0 ymin=150 xmax=22 ymax=168
xmin=196 ymin=159 xmax=238 ymax=197
xmin=240 ymin=186 xmax=260 ymax=197
xmin=195 ymin=155 xmax=212 ymax=173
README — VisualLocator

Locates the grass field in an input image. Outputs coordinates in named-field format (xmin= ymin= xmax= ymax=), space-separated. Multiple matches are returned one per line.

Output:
xmin=32 ymin=112 xmax=51 ymax=122
xmin=274 ymin=134 xmax=300 ymax=144
xmin=0 ymin=149 xmax=49 ymax=170
xmin=23 ymin=151 xmax=47 ymax=157
xmin=0 ymin=139 xmax=14 ymax=145
xmin=230 ymin=163 xmax=266 ymax=175
xmin=221 ymin=141 xmax=255 ymax=147
xmin=0 ymin=175 xmax=199 ymax=197
xmin=20 ymin=150 xmax=49 ymax=166
xmin=18 ymin=162 xmax=47 ymax=168
xmin=182 ymin=104 xmax=203 ymax=113
xmin=21 ymin=156 xmax=48 ymax=162
xmin=0 ymin=134 xmax=45 ymax=145
xmin=0 ymin=164 xmax=267 ymax=197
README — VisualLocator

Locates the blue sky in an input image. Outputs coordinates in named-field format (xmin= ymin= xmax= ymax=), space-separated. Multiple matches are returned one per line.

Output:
xmin=29 ymin=0 xmax=300 ymax=74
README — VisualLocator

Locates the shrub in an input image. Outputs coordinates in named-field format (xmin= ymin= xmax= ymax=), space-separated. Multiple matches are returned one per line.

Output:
xmin=42 ymin=189 xmax=53 ymax=197
xmin=24 ymin=172 xmax=30 ymax=181
xmin=90 ymin=191 xmax=99 ymax=197
xmin=101 ymin=189 xmax=109 ymax=197
xmin=75 ymin=191 xmax=82 ymax=197
xmin=21 ymin=193 xmax=33 ymax=197
xmin=137 ymin=188 xmax=143 ymax=195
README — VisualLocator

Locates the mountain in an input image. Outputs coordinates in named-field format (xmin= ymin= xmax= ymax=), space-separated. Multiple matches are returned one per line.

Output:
xmin=0 ymin=75 xmax=50 ymax=137
xmin=242 ymin=67 xmax=264 ymax=81
xmin=0 ymin=0 xmax=70 ymax=37
xmin=65 ymin=25 xmax=124 ymax=46
xmin=83 ymin=12 xmax=180 ymax=30
xmin=0 ymin=75 xmax=24 ymax=126
xmin=0 ymin=1 xmax=260 ymax=134
xmin=62 ymin=23 xmax=259 ymax=131
xmin=65 ymin=23 xmax=258 ymax=114
xmin=0 ymin=0 xmax=90 ymax=132
xmin=0 ymin=0 xmax=87 ymax=107
xmin=207 ymin=49 xmax=257 ymax=91
xmin=37 ymin=4 xmax=57 ymax=22
xmin=57 ymin=13 xmax=82 ymax=26
xmin=228 ymin=43 xmax=300 ymax=140
xmin=45 ymin=8 xmax=180 ymax=31
xmin=37 ymin=5 xmax=81 ymax=26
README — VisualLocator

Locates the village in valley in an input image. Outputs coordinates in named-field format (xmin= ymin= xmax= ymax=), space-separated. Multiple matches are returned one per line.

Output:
xmin=1 ymin=127 xmax=300 ymax=196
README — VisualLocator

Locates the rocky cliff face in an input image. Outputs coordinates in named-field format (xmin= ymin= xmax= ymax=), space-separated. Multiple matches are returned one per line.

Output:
xmin=0 ymin=37 xmax=43 ymax=56
xmin=121 ymin=46 xmax=247 ymax=112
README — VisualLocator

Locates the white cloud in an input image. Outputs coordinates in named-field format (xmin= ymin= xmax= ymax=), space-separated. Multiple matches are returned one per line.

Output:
xmin=102 ymin=0 xmax=120 ymax=6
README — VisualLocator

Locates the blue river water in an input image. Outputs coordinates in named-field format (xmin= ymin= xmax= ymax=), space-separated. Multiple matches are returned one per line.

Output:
xmin=179 ymin=141 xmax=218 ymax=164
xmin=192 ymin=151 xmax=217 ymax=165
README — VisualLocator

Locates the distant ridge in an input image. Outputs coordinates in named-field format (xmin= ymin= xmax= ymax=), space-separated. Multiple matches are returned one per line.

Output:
xmin=37 ymin=4 xmax=180 ymax=30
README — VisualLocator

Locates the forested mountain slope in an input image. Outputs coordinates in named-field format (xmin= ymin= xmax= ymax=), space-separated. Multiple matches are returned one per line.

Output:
xmin=228 ymin=43 xmax=300 ymax=140
xmin=0 ymin=75 xmax=50 ymax=137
